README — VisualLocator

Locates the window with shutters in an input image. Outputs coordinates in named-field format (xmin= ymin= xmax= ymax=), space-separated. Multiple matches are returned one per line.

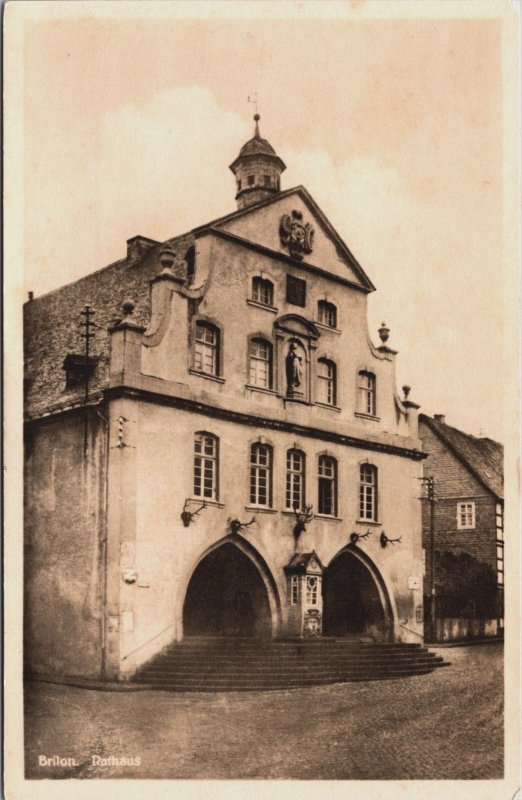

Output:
xmin=286 ymin=275 xmax=306 ymax=307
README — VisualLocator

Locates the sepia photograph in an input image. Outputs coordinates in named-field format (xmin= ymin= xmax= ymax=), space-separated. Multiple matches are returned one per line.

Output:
xmin=4 ymin=1 xmax=520 ymax=798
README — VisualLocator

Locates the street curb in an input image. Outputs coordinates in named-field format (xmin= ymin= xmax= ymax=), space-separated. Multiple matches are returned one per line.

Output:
xmin=24 ymin=674 xmax=156 ymax=692
xmin=429 ymin=638 xmax=504 ymax=649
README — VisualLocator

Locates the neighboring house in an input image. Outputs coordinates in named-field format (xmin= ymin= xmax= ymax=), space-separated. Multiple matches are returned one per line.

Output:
xmin=24 ymin=116 xmax=427 ymax=683
xmin=419 ymin=414 xmax=504 ymax=642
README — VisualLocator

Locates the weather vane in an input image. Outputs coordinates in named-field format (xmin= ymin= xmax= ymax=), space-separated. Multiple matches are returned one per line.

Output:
xmin=248 ymin=92 xmax=259 ymax=116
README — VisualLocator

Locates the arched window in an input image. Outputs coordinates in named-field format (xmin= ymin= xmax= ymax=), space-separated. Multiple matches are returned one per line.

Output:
xmin=318 ymin=300 xmax=337 ymax=328
xmin=248 ymin=338 xmax=273 ymax=389
xmin=251 ymin=277 xmax=274 ymax=307
xmin=359 ymin=464 xmax=378 ymax=521
xmin=194 ymin=432 xmax=219 ymax=500
xmin=194 ymin=322 xmax=220 ymax=376
xmin=317 ymin=358 xmax=337 ymax=406
xmin=318 ymin=455 xmax=337 ymax=516
xmin=249 ymin=442 xmax=273 ymax=507
xmin=358 ymin=371 xmax=376 ymax=416
xmin=286 ymin=449 xmax=305 ymax=511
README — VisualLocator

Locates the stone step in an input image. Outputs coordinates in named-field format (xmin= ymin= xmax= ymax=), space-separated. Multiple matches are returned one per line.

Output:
xmin=140 ymin=653 xmax=443 ymax=671
xmin=131 ymin=640 xmax=449 ymax=690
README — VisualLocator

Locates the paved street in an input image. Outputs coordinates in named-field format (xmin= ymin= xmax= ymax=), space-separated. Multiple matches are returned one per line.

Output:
xmin=25 ymin=642 xmax=503 ymax=780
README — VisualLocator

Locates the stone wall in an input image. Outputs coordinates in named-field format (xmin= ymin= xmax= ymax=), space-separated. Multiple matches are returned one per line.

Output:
xmin=24 ymin=412 xmax=107 ymax=677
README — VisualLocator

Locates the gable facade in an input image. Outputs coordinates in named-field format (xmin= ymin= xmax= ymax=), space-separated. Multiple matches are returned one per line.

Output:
xmin=24 ymin=121 xmax=428 ymax=681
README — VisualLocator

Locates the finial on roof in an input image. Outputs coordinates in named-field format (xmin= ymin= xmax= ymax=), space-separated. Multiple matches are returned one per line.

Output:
xmin=254 ymin=113 xmax=260 ymax=137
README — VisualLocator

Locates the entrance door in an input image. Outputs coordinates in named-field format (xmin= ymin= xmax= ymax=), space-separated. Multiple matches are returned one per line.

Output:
xmin=183 ymin=542 xmax=272 ymax=637
xmin=323 ymin=550 xmax=386 ymax=640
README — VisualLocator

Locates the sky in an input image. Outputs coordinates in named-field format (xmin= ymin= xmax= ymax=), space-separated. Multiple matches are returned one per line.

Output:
xmin=21 ymin=5 xmax=510 ymax=441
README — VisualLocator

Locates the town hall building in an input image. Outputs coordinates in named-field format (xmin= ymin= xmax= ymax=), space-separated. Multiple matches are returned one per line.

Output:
xmin=24 ymin=116 xmax=434 ymax=685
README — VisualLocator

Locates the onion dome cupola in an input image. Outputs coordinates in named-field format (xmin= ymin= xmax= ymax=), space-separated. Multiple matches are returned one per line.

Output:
xmin=229 ymin=114 xmax=286 ymax=210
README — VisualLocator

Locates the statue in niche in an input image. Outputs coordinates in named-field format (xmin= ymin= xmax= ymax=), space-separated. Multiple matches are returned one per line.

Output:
xmin=286 ymin=342 xmax=304 ymax=394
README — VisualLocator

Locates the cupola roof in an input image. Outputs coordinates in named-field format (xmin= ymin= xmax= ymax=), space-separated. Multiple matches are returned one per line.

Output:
xmin=229 ymin=114 xmax=286 ymax=175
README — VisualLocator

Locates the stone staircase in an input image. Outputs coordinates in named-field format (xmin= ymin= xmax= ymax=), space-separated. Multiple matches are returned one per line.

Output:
xmin=132 ymin=637 xmax=450 ymax=691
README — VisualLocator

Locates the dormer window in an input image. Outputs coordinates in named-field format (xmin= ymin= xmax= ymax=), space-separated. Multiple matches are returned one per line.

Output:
xmin=63 ymin=353 xmax=98 ymax=389
xmin=318 ymin=300 xmax=337 ymax=328
xmin=252 ymin=277 xmax=274 ymax=307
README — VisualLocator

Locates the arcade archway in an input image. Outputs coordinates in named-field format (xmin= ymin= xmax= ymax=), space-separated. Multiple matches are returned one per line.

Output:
xmin=323 ymin=548 xmax=391 ymax=641
xmin=183 ymin=542 xmax=273 ymax=638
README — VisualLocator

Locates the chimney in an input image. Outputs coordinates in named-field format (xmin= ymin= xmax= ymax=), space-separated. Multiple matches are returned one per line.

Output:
xmin=434 ymin=414 xmax=446 ymax=424
xmin=28 ymin=291 xmax=34 ymax=302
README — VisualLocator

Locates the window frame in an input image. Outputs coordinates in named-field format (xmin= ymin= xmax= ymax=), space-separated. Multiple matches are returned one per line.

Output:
xmin=193 ymin=320 xmax=221 ymax=377
xmin=317 ymin=358 xmax=337 ymax=406
xmin=359 ymin=463 xmax=378 ymax=522
xmin=249 ymin=442 xmax=273 ymax=508
xmin=193 ymin=432 xmax=219 ymax=501
xmin=247 ymin=335 xmax=274 ymax=390
xmin=286 ymin=448 xmax=306 ymax=511
xmin=317 ymin=300 xmax=337 ymax=328
xmin=318 ymin=454 xmax=338 ymax=516
xmin=357 ymin=370 xmax=376 ymax=416
xmin=251 ymin=277 xmax=274 ymax=307
xmin=456 ymin=501 xmax=476 ymax=530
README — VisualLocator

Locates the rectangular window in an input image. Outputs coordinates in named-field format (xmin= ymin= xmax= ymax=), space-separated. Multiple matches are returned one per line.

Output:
xmin=359 ymin=464 xmax=377 ymax=521
xmin=290 ymin=575 xmax=299 ymax=605
xmin=358 ymin=371 xmax=376 ymax=416
xmin=249 ymin=340 xmax=271 ymax=388
xmin=317 ymin=360 xmax=336 ymax=406
xmin=318 ymin=300 xmax=337 ymax=328
xmin=286 ymin=449 xmax=305 ymax=510
xmin=286 ymin=275 xmax=306 ymax=307
xmin=263 ymin=175 xmax=271 ymax=186
xmin=318 ymin=456 xmax=337 ymax=516
xmin=247 ymin=175 xmax=255 ymax=186
xmin=249 ymin=443 xmax=272 ymax=506
xmin=456 ymin=501 xmax=475 ymax=529
xmin=306 ymin=576 xmax=318 ymax=605
xmin=194 ymin=433 xmax=218 ymax=500
xmin=251 ymin=277 xmax=274 ymax=306
xmin=194 ymin=323 xmax=218 ymax=375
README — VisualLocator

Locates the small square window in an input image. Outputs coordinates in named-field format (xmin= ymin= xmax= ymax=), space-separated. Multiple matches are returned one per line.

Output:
xmin=286 ymin=275 xmax=306 ymax=307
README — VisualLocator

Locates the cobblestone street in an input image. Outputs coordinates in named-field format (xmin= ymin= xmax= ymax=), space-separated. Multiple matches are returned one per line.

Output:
xmin=24 ymin=643 xmax=503 ymax=780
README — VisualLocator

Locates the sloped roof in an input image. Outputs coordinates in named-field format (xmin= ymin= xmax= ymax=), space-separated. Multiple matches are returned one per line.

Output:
xmin=419 ymin=414 xmax=503 ymax=499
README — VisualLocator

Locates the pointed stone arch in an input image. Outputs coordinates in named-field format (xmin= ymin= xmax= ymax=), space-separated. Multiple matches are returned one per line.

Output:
xmin=323 ymin=545 xmax=395 ymax=642
xmin=179 ymin=535 xmax=282 ymax=640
